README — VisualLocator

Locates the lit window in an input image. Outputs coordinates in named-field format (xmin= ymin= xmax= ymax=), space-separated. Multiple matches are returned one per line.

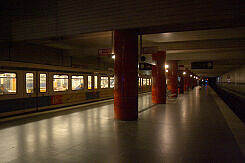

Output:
xmin=138 ymin=78 xmax=141 ymax=86
xmin=143 ymin=78 xmax=147 ymax=86
xmin=147 ymin=79 xmax=150 ymax=85
xmin=101 ymin=77 xmax=109 ymax=88
xmin=150 ymin=79 xmax=152 ymax=85
xmin=88 ymin=76 xmax=92 ymax=89
xmin=110 ymin=77 xmax=114 ymax=88
xmin=26 ymin=73 xmax=34 ymax=93
xmin=72 ymin=76 xmax=84 ymax=91
xmin=53 ymin=75 xmax=68 ymax=92
xmin=0 ymin=73 xmax=16 ymax=95
xmin=94 ymin=76 xmax=98 ymax=89
xmin=40 ymin=74 xmax=47 ymax=93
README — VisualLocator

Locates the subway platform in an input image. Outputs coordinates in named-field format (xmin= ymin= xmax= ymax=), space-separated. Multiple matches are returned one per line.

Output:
xmin=0 ymin=87 xmax=245 ymax=162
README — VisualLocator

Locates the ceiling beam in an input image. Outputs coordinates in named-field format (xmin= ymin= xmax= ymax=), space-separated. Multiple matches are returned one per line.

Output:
xmin=143 ymin=39 xmax=245 ymax=50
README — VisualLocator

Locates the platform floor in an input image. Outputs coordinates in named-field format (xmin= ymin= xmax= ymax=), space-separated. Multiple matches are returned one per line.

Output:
xmin=0 ymin=87 xmax=244 ymax=162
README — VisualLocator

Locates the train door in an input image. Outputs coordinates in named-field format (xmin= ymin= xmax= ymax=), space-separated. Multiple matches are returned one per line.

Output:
xmin=37 ymin=71 xmax=49 ymax=110
xmin=24 ymin=71 xmax=38 ymax=111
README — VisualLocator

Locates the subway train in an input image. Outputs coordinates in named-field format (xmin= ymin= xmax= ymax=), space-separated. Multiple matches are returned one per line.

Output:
xmin=0 ymin=61 xmax=152 ymax=118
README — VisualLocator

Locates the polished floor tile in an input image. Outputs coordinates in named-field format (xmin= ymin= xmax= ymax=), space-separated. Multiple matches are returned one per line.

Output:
xmin=0 ymin=88 xmax=244 ymax=163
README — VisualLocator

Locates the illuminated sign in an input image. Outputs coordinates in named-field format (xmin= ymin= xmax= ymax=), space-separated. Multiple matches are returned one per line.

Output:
xmin=139 ymin=63 xmax=152 ymax=70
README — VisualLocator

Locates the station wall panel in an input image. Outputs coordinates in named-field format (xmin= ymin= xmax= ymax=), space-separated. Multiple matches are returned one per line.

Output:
xmin=219 ymin=64 xmax=245 ymax=95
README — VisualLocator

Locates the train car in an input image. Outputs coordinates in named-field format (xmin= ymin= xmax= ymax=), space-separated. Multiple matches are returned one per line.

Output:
xmin=0 ymin=61 xmax=152 ymax=118
xmin=138 ymin=75 xmax=152 ymax=93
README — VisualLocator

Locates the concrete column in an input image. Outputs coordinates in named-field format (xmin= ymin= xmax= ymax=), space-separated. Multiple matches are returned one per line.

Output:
xmin=114 ymin=29 xmax=138 ymax=121
xmin=152 ymin=51 xmax=166 ymax=104
xmin=167 ymin=60 xmax=178 ymax=97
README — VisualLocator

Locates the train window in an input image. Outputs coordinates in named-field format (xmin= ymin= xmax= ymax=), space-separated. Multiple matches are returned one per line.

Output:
xmin=53 ymin=75 xmax=68 ymax=92
xmin=0 ymin=73 xmax=16 ymax=95
xmin=26 ymin=73 xmax=34 ymax=93
xmin=94 ymin=76 xmax=98 ymax=89
xmin=147 ymin=79 xmax=150 ymax=85
xmin=40 ymin=74 xmax=47 ymax=93
xmin=88 ymin=76 xmax=92 ymax=89
xmin=143 ymin=78 xmax=147 ymax=86
xmin=110 ymin=77 xmax=114 ymax=88
xmin=72 ymin=76 xmax=84 ymax=91
xmin=101 ymin=77 xmax=109 ymax=88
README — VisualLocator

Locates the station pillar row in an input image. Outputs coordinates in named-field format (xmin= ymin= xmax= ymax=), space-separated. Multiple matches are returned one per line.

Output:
xmin=167 ymin=60 xmax=178 ymax=97
xmin=114 ymin=29 xmax=138 ymax=121
xmin=152 ymin=51 xmax=166 ymax=104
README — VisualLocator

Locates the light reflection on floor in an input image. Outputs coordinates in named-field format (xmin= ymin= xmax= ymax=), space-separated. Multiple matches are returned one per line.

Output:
xmin=0 ymin=89 xmax=244 ymax=162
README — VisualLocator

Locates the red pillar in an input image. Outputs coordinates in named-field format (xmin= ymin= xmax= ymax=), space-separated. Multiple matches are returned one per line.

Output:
xmin=152 ymin=51 xmax=166 ymax=104
xmin=178 ymin=70 xmax=184 ymax=94
xmin=190 ymin=72 xmax=194 ymax=89
xmin=184 ymin=68 xmax=189 ymax=92
xmin=194 ymin=76 xmax=197 ymax=87
xmin=188 ymin=70 xmax=191 ymax=90
xmin=114 ymin=29 xmax=138 ymax=121
xmin=167 ymin=60 xmax=178 ymax=97
xmin=193 ymin=75 xmax=196 ymax=87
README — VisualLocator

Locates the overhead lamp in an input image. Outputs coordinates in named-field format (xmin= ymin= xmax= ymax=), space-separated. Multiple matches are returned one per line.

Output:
xmin=165 ymin=64 xmax=169 ymax=69
xmin=112 ymin=55 xmax=115 ymax=59
xmin=165 ymin=69 xmax=168 ymax=72
xmin=190 ymin=74 xmax=192 ymax=77
xmin=183 ymin=72 xmax=186 ymax=75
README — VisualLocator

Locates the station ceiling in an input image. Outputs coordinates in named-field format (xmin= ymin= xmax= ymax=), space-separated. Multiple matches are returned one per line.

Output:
xmin=31 ymin=27 xmax=245 ymax=78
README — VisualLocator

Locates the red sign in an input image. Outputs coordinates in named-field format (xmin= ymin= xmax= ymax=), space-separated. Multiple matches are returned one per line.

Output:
xmin=98 ymin=49 xmax=112 ymax=56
